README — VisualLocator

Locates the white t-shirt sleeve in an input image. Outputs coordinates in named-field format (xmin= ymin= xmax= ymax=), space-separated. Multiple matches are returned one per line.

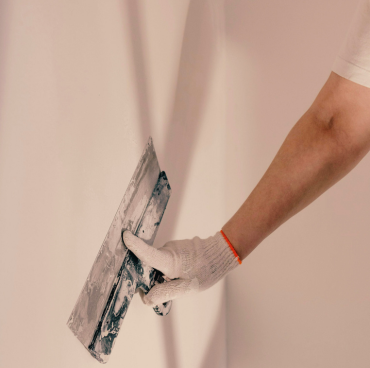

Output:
xmin=332 ymin=0 xmax=370 ymax=88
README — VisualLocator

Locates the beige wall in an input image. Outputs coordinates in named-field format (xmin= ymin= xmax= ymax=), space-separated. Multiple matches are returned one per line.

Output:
xmin=225 ymin=0 xmax=370 ymax=367
xmin=0 ymin=1 xmax=227 ymax=367
xmin=1 ymin=1 xmax=370 ymax=368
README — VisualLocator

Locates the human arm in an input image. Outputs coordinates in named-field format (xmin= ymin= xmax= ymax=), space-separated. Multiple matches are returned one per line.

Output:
xmin=123 ymin=0 xmax=370 ymax=306
xmin=223 ymin=71 xmax=370 ymax=260
xmin=123 ymin=71 xmax=370 ymax=306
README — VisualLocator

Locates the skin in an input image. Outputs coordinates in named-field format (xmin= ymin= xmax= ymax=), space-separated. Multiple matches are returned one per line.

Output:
xmin=223 ymin=71 xmax=370 ymax=260
xmin=124 ymin=71 xmax=370 ymax=306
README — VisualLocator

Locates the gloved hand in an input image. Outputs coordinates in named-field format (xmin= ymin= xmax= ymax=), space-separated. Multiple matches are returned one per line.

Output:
xmin=122 ymin=230 xmax=242 ymax=307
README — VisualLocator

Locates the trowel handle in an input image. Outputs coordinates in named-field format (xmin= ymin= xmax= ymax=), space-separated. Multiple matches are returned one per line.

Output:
xmin=150 ymin=269 xmax=172 ymax=316
xmin=132 ymin=252 xmax=172 ymax=316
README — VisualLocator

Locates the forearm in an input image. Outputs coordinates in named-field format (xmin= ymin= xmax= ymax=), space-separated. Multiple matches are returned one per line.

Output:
xmin=223 ymin=72 xmax=370 ymax=260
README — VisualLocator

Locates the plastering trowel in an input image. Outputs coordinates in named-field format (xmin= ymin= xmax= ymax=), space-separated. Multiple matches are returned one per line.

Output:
xmin=67 ymin=137 xmax=172 ymax=363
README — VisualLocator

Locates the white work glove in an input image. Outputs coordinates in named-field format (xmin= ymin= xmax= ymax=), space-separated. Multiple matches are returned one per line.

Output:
xmin=122 ymin=230 xmax=241 ymax=307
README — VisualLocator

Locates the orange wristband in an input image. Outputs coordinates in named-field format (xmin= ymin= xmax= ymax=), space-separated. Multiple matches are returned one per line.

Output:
xmin=220 ymin=230 xmax=242 ymax=264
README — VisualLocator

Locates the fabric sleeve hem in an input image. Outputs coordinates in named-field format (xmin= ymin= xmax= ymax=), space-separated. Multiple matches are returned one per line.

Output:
xmin=332 ymin=55 xmax=370 ymax=89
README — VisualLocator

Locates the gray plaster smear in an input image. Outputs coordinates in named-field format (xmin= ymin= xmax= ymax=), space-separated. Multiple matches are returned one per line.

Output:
xmin=67 ymin=137 xmax=171 ymax=363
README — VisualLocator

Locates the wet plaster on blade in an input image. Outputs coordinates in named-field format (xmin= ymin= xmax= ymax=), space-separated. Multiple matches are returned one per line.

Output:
xmin=89 ymin=172 xmax=171 ymax=363
xmin=67 ymin=138 xmax=172 ymax=363
xmin=67 ymin=138 xmax=160 ymax=348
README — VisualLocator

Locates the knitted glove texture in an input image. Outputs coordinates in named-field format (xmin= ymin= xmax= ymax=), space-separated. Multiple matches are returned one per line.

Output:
xmin=122 ymin=231 xmax=240 ymax=307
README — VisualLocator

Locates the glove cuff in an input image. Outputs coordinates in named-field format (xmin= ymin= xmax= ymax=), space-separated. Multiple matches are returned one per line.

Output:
xmin=220 ymin=230 xmax=242 ymax=264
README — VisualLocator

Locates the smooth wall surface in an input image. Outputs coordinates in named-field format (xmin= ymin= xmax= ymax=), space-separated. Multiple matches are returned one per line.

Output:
xmin=225 ymin=0 xmax=370 ymax=367
xmin=1 ymin=1 xmax=370 ymax=368
xmin=0 ymin=1 xmax=227 ymax=367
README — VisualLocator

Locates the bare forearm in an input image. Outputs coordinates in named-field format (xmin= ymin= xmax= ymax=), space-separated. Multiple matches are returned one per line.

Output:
xmin=223 ymin=72 xmax=370 ymax=260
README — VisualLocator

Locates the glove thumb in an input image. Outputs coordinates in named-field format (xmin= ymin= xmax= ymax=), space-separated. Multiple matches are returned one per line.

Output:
xmin=122 ymin=230 xmax=175 ymax=277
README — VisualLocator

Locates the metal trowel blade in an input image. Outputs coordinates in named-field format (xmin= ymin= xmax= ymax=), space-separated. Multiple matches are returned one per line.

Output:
xmin=67 ymin=137 xmax=171 ymax=363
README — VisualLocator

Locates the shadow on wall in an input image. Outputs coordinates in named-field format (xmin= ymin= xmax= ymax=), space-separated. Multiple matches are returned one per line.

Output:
xmin=123 ymin=0 xmax=224 ymax=367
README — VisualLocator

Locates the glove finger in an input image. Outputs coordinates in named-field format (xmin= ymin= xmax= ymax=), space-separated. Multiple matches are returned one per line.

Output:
xmin=142 ymin=278 xmax=200 ymax=307
xmin=122 ymin=231 xmax=175 ymax=276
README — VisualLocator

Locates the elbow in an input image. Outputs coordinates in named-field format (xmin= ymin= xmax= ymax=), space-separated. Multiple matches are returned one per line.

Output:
xmin=309 ymin=74 xmax=370 ymax=161
xmin=311 ymin=106 xmax=370 ymax=164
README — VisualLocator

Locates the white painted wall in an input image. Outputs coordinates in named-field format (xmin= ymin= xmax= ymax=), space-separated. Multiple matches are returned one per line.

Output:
xmin=2 ymin=1 xmax=370 ymax=368
xmin=225 ymin=1 xmax=370 ymax=367
xmin=0 ymin=1 xmax=227 ymax=367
